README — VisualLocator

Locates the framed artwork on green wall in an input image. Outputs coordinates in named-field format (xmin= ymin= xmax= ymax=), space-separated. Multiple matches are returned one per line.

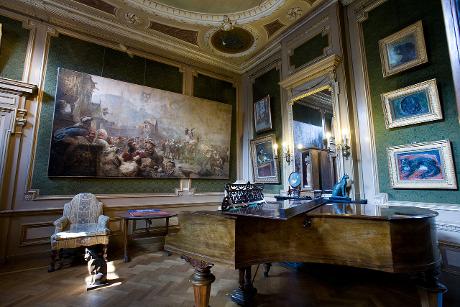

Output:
xmin=381 ymin=79 xmax=442 ymax=128
xmin=254 ymin=95 xmax=272 ymax=133
xmin=48 ymin=68 xmax=232 ymax=179
xmin=387 ymin=140 xmax=457 ymax=189
xmin=250 ymin=134 xmax=279 ymax=183
xmin=379 ymin=20 xmax=428 ymax=77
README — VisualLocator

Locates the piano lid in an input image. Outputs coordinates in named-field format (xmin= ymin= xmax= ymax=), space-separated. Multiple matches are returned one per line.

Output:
xmin=222 ymin=197 xmax=328 ymax=220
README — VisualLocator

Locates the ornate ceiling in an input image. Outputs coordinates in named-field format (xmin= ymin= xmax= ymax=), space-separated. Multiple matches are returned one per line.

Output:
xmin=3 ymin=0 xmax=326 ymax=73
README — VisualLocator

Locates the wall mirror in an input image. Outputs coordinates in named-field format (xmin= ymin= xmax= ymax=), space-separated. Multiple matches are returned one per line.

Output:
xmin=291 ymin=86 xmax=336 ymax=190
xmin=280 ymin=55 xmax=342 ymax=192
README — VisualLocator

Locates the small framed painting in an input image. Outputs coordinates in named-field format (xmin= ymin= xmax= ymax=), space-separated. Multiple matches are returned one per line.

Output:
xmin=254 ymin=95 xmax=272 ymax=133
xmin=379 ymin=20 xmax=428 ymax=77
xmin=381 ymin=79 xmax=442 ymax=128
xmin=250 ymin=134 xmax=279 ymax=183
xmin=387 ymin=140 xmax=457 ymax=189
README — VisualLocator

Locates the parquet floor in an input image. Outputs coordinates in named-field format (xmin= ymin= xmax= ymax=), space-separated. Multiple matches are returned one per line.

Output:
xmin=0 ymin=251 xmax=458 ymax=307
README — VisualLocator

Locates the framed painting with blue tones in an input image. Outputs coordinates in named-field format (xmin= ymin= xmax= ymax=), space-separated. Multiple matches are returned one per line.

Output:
xmin=250 ymin=134 xmax=279 ymax=183
xmin=381 ymin=79 xmax=442 ymax=129
xmin=387 ymin=140 xmax=457 ymax=189
xmin=379 ymin=20 xmax=428 ymax=77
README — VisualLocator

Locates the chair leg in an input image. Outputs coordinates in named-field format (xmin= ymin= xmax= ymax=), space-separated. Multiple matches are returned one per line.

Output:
xmin=48 ymin=249 xmax=57 ymax=272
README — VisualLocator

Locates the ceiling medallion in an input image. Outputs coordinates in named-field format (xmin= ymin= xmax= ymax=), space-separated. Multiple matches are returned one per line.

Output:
xmin=287 ymin=7 xmax=303 ymax=20
xmin=205 ymin=26 xmax=259 ymax=58
xmin=211 ymin=28 xmax=254 ymax=54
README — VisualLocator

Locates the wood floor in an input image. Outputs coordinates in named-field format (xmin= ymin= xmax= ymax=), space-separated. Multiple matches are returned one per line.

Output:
xmin=0 ymin=251 xmax=459 ymax=307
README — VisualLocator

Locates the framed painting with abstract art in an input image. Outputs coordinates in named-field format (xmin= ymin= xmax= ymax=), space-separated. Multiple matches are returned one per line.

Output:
xmin=387 ymin=140 xmax=457 ymax=189
xmin=381 ymin=79 xmax=442 ymax=128
xmin=254 ymin=95 xmax=272 ymax=133
xmin=250 ymin=134 xmax=279 ymax=183
xmin=379 ymin=20 xmax=428 ymax=77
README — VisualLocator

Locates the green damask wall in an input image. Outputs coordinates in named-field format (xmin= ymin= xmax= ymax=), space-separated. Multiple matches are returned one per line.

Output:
xmin=363 ymin=0 xmax=460 ymax=203
xmin=290 ymin=33 xmax=329 ymax=69
xmin=252 ymin=68 xmax=283 ymax=194
xmin=0 ymin=15 xmax=29 ymax=80
xmin=31 ymin=34 xmax=183 ymax=195
xmin=192 ymin=73 xmax=237 ymax=192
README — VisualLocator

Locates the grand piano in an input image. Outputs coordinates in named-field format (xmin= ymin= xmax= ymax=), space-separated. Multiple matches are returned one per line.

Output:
xmin=164 ymin=198 xmax=445 ymax=307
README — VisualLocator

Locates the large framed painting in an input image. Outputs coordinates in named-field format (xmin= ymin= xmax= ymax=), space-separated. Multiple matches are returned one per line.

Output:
xmin=381 ymin=79 xmax=442 ymax=129
xmin=387 ymin=140 xmax=457 ymax=189
xmin=253 ymin=95 xmax=272 ymax=133
xmin=48 ymin=68 xmax=232 ymax=179
xmin=250 ymin=134 xmax=279 ymax=183
xmin=379 ymin=20 xmax=428 ymax=77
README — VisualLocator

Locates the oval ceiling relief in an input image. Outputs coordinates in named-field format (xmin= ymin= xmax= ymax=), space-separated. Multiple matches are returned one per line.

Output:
xmin=211 ymin=28 xmax=255 ymax=54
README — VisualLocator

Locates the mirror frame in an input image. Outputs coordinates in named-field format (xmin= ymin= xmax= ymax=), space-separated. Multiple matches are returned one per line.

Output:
xmin=280 ymin=54 xmax=343 ymax=191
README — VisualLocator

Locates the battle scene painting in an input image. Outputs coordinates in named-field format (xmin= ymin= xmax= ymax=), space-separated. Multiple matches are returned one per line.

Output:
xmin=48 ymin=68 xmax=232 ymax=179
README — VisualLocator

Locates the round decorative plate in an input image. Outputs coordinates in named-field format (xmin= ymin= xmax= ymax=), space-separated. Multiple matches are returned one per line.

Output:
xmin=288 ymin=172 xmax=301 ymax=189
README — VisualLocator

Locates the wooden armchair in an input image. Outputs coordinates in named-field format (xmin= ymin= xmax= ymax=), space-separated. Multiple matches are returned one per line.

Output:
xmin=49 ymin=193 xmax=110 ymax=271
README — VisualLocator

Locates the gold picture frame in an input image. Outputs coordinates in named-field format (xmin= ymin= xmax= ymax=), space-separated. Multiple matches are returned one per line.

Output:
xmin=381 ymin=79 xmax=442 ymax=129
xmin=250 ymin=134 xmax=279 ymax=183
xmin=387 ymin=140 xmax=457 ymax=189
xmin=379 ymin=20 xmax=428 ymax=77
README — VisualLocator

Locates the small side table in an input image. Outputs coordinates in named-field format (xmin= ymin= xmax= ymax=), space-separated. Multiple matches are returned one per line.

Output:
xmin=117 ymin=211 xmax=177 ymax=263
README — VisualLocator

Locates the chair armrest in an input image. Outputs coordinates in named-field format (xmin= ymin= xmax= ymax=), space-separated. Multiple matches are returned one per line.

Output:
xmin=98 ymin=215 xmax=110 ymax=229
xmin=53 ymin=216 xmax=69 ymax=233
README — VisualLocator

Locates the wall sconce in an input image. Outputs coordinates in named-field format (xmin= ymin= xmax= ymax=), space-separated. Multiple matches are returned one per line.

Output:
xmin=325 ymin=132 xmax=336 ymax=157
xmin=338 ymin=129 xmax=351 ymax=159
xmin=273 ymin=142 xmax=292 ymax=165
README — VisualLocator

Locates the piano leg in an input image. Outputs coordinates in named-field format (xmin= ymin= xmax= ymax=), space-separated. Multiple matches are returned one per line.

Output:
xmin=182 ymin=256 xmax=215 ymax=307
xmin=231 ymin=266 xmax=257 ymax=306
xmin=417 ymin=267 xmax=447 ymax=307
xmin=263 ymin=263 xmax=272 ymax=277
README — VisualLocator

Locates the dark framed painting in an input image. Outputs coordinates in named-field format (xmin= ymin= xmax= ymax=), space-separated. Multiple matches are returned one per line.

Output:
xmin=387 ymin=140 xmax=457 ymax=189
xmin=250 ymin=134 xmax=279 ymax=183
xmin=379 ymin=20 xmax=428 ymax=77
xmin=48 ymin=68 xmax=232 ymax=179
xmin=381 ymin=79 xmax=442 ymax=128
xmin=253 ymin=95 xmax=272 ymax=133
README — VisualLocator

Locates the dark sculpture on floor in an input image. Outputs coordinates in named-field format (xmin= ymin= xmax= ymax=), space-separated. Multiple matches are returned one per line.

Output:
xmin=85 ymin=245 xmax=108 ymax=290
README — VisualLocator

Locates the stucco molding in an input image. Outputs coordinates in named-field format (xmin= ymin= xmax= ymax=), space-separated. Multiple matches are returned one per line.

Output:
xmin=441 ymin=0 xmax=460 ymax=124
xmin=353 ymin=0 xmax=387 ymax=22
xmin=279 ymin=54 xmax=341 ymax=91
xmin=127 ymin=0 xmax=286 ymax=26
xmin=285 ymin=16 xmax=331 ymax=74
xmin=344 ymin=0 xmax=387 ymax=200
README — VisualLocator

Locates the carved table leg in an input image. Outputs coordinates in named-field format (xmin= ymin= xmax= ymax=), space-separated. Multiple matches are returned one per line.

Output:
xmin=263 ymin=263 xmax=272 ymax=277
xmin=182 ymin=256 xmax=215 ymax=307
xmin=231 ymin=266 xmax=257 ymax=306
xmin=417 ymin=267 xmax=447 ymax=307
xmin=123 ymin=218 xmax=129 ymax=263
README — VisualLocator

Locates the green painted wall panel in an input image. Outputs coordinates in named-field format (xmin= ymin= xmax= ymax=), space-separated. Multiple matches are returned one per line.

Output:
xmin=192 ymin=74 xmax=236 ymax=192
xmin=31 ymin=34 xmax=183 ymax=195
xmin=363 ymin=0 xmax=460 ymax=204
xmin=0 ymin=16 xmax=29 ymax=80
xmin=290 ymin=33 xmax=329 ymax=69
xmin=252 ymin=68 xmax=283 ymax=194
